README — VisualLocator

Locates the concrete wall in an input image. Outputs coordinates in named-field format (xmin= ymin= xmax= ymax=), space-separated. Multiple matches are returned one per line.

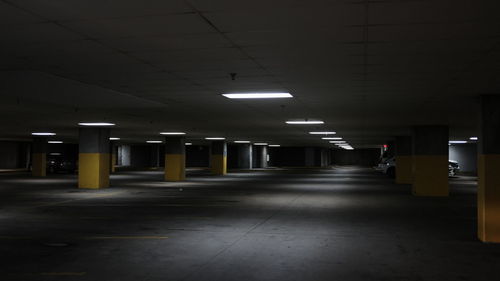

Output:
xmin=332 ymin=148 xmax=380 ymax=166
xmin=268 ymin=147 xmax=330 ymax=167
xmin=449 ymin=143 xmax=477 ymax=173
xmin=118 ymin=145 xmax=131 ymax=166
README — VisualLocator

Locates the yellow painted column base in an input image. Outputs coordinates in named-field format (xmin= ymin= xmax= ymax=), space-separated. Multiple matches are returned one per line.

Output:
xmin=412 ymin=155 xmax=448 ymax=196
xmin=211 ymin=155 xmax=227 ymax=175
xmin=79 ymin=153 xmax=110 ymax=189
xmin=165 ymin=154 xmax=185 ymax=181
xmin=32 ymin=153 xmax=46 ymax=177
xmin=395 ymin=155 xmax=413 ymax=184
xmin=478 ymin=154 xmax=500 ymax=242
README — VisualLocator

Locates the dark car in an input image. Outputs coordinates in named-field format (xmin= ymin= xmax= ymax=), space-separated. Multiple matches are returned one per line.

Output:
xmin=47 ymin=153 xmax=77 ymax=173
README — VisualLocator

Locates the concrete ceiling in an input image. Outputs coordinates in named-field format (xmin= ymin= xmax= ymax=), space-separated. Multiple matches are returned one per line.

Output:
xmin=1 ymin=0 xmax=499 ymax=146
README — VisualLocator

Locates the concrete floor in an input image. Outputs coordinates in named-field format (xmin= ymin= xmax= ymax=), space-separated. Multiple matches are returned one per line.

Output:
xmin=0 ymin=167 xmax=498 ymax=281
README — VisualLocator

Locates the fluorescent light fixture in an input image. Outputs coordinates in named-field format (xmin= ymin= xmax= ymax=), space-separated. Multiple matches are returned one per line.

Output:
xmin=78 ymin=122 xmax=115 ymax=126
xmin=205 ymin=137 xmax=225 ymax=140
xmin=254 ymin=143 xmax=268 ymax=146
xmin=449 ymin=140 xmax=467 ymax=144
xmin=48 ymin=141 xmax=63 ymax=144
xmin=32 ymin=132 xmax=56 ymax=136
xmin=286 ymin=120 xmax=324 ymax=125
xmin=222 ymin=92 xmax=293 ymax=99
xmin=269 ymin=144 xmax=280 ymax=147
xmin=234 ymin=140 xmax=251 ymax=143
xmin=146 ymin=140 xmax=163 ymax=143
xmin=160 ymin=132 xmax=186 ymax=135
xmin=469 ymin=137 xmax=478 ymax=140
xmin=109 ymin=137 xmax=121 ymax=141
xmin=309 ymin=131 xmax=336 ymax=135
xmin=330 ymin=141 xmax=346 ymax=144
xmin=185 ymin=142 xmax=192 ymax=146
xmin=49 ymin=153 xmax=62 ymax=156
xmin=322 ymin=137 xmax=342 ymax=140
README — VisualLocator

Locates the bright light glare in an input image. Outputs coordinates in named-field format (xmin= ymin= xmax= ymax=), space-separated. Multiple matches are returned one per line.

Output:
xmin=234 ymin=140 xmax=251 ymax=143
xmin=109 ymin=137 xmax=120 ymax=140
xmin=205 ymin=137 xmax=225 ymax=140
xmin=286 ymin=120 xmax=324 ymax=125
xmin=309 ymin=131 xmax=336 ymax=135
xmin=269 ymin=144 xmax=280 ymax=147
xmin=449 ymin=140 xmax=467 ymax=144
xmin=146 ymin=140 xmax=163 ymax=143
xmin=78 ymin=122 xmax=115 ymax=126
xmin=322 ymin=137 xmax=342 ymax=140
xmin=32 ymin=132 xmax=56 ymax=136
xmin=254 ymin=143 xmax=268 ymax=146
xmin=160 ymin=132 xmax=186 ymax=135
xmin=48 ymin=141 xmax=63 ymax=144
xmin=469 ymin=137 xmax=478 ymax=140
xmin=222 ymin=93 xmax=293 ymax=99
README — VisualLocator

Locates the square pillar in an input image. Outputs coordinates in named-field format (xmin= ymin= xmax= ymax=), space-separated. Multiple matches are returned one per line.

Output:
xmin=478 ymin=95 xmax=500 ymax=242
xmin=32 ymin=137 xmax=47 ymax=177
xmin=395 ymin=136 xmax=413 ymax=184
xmin=211 ymin=141 xmax=227 ymax=175
xmin=165 ymin=137 xmax=185 ymax=181
xmin=78 ymin=128 xmax=110 ymax=189
xmin=237 ymin=143 xmax=253 ymax=169
xmin=412 ymin=126 xmax=449 ymax=196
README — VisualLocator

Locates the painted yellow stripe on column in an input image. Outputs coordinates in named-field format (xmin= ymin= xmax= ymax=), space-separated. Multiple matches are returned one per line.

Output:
xmin=478 ymin=154 xmax=500 ymax=242
xmin=165 ymin=154 xmax=185 ymax=181
xmin=32 ymin=153 xmax=46 ymax=177
xmin=395 ymin=155 xmax=413 ymax=184
xmin=79 ymin=153 xmax=110 ymax=189
xmin=211 ymin=155 xmax=227 ymax=175
xmin=412 ymin=155 xmax=448 ymax=196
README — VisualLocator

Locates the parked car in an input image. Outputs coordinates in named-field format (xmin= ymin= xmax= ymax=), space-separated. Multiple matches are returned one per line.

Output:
xmin=448 ymin=160 xmax=460 ymax=176
xmin=377 ymin=157 xmax=460 ymax=177
xmin=47 ymin=154 xmax=77 ymax=173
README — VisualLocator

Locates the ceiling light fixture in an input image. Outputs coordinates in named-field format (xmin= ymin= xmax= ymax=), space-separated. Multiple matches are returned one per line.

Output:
xmin=32 ymin=132 xmax=56 ymax=136
xmin=269 ymin=144 xmax=280 ymax=147
xmin=322 ymin=137 xmax=342 ymax=140
xmin=146 ymin=140 xmax=163 ymax=143
xmin=185 ymin=142 xmax=192 ymax=145
xmin=449 ymin=140 xmax=467 ymax=144
xmin=309 ymin=131 xmax=336 ymax=135
xmin=205 ymin=137 xmax=225 ymax=140
xmin=234 ymin=141 xmax=251 ymax=143
xmin=48 ymin=141 xmax=63 ymax=144
xmin=330 ymin=141 xmax=346 ymax=144
xmin=78 ymin=122 xmax=115 ymax=126
xmin=222 ymin=93 xmax=293 ymax=99
xmin=254 ymin=143 xmax=268 ymax=146
xmin=109 ymin=137 xmax=121 ymax=141
xmin=469 ymin=137 xmax=478 ymax=140
xmin=160 ymin=132 xmax=186 ymax=135
xmin=286 ymin=120 xmax=324 ymax=125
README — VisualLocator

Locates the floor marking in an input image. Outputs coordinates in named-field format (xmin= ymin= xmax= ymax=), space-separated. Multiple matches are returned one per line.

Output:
xmin=84 ymin=236 xmax=168 ymax=240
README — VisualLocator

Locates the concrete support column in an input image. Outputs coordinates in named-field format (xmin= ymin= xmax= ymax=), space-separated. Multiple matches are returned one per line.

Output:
xmin=165 ymin=137 xmax=185 ymax=181
xmin=110 ymin=141 xmax=117 ymax=173
xmin=32 ymin=137 xmax=47 ymax=177
xmin=478 ymin=95 xmax=500 ymax=242
xmin=412 ymin=126 xmax=449 ymax=196
xmin=237 ymin=144 xmax=252 ymax=169
xmin=78 ymin=128 xmax=110 ymax=189
xmin=254 ymin=145 xmax=268 ymax=168
xmin=211 ymin=141 xmax=227 ymax=175
xmin=395 ymin=136 xmax=413 ymax=184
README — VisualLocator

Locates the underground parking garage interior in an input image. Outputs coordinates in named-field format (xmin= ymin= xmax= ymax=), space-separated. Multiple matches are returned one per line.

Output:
xmin=2 ymin=0 xmax=500 ymax=280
